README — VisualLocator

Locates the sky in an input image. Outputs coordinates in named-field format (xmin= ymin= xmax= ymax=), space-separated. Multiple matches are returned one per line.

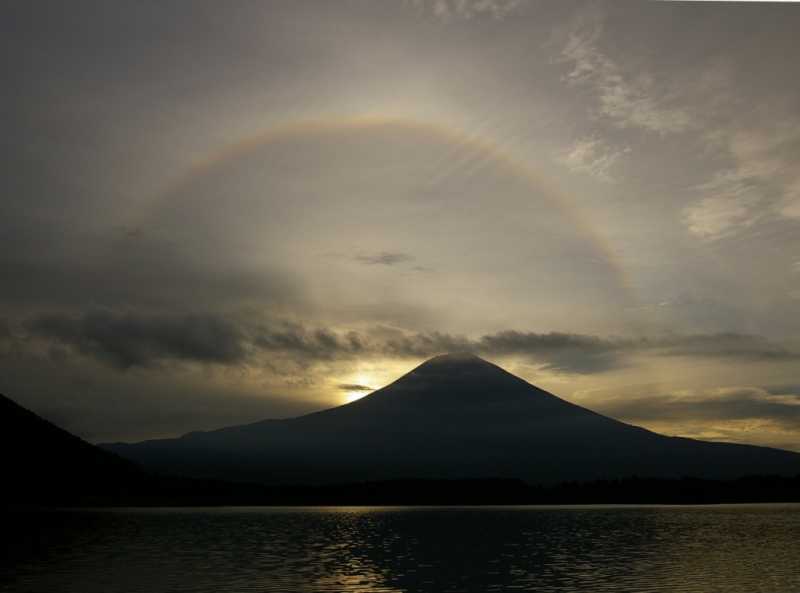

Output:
xmin=2 ymin=0 xmax=800 ymax=451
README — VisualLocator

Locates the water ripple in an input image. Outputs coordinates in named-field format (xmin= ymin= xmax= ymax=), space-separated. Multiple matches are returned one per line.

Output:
xmin=2 ymin=505 xmax=799 ymax=592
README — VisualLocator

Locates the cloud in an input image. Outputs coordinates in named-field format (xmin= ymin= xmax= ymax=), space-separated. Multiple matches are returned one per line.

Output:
xmin=0 ymin=317 xmax=10 ymax=340
xmin=777 ymin=178 xmax=800 ymax=221
xmin=554 ymin=8 xmax=800 ymax=239
xmin=257 ymin=325 xmax=800 ymax=375
xmin=114 ymin=226 xmax=144 ymax=239
xmin=650 ymin=333 xmax=800 ymax=361
xmin=686 ymin=117 xmax=800 ymax=238
xmin=476 ymin=330 xmax=800 ymax=364
xmin=472 ymin=331 xmax=800 ymax=374
xmin=352 ymin=251 xmax=413 ymax=266
xmin=682 ymin=174 xmax=760 ymax=238
xmin=559 ymin=134 xmax=629 ymax=182
xmin=253 ymin=322 xmax=367 ymax=363
xmin=555 ymin=13 xmax=699 ymax=136
xmin=24 ymin=308 xmax=247 ymax=369
xmin=598 ymin=386 xmax=800 ymax=431
xmin=409 ymin=0 xmax=533 ymax=22
xmin=322 ymin=249 xmax=414 ymax=267
xmin=338 ymin=383 xmax=375 ymax=393
xmin=22 ymin=307 xmax=800 ymax=376
xmin=603 ymin=387 xmax=800 ymax=428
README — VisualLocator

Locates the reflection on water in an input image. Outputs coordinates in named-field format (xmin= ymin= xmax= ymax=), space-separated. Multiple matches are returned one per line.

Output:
xmin=2 ymin=505 xmax=800 ymax=592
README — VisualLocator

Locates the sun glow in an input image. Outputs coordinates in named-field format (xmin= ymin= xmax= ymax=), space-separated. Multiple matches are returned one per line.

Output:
xmin=345 ymin=392 xmax=368 ymax=404
xmin=341 ymin=375 xmax=378 ymax=404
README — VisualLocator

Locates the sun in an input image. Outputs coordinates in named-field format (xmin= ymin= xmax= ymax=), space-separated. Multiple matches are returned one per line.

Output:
xmin=342 ymin=375 xmax=377 ymax=404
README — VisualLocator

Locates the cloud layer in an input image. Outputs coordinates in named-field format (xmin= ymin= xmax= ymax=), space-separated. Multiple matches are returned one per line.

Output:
xmin=24 ymin=308 xmax=245 ymax=369
xmin=20 ymin=308 xmax=800 ymax=374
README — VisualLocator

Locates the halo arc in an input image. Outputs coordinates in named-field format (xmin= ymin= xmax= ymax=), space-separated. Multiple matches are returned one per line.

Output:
xmin=120 ymin=112 xmax=663 ymax=392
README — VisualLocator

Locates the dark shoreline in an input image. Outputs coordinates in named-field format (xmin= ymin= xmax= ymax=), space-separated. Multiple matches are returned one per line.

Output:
xmin=6 ymin=474 xmax=800 ymax=508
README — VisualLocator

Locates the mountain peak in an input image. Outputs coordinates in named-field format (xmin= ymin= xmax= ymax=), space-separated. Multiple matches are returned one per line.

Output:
xmin=410 ymin=351 xmax=491 ymax=374
xmin=427 ymin=351 xmax=483 ymax=363
xmin=420 ymin=350 xmax=511 ymax=369
xmin=348 ymin=351 xmax=549 ymax=411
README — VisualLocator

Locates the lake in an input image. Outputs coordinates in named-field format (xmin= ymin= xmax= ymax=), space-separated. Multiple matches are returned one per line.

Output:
xmin=2 ymin=505 xmax=799 ymax=592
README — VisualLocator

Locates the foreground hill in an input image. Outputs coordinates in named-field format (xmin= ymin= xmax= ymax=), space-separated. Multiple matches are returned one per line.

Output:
xmin=0 ymin=394 xmax=280 ymax=506
xmin=0 ymin=393 xmax=149 ymax=504
xmin=100 ymin=353 xmax=800 ymax=485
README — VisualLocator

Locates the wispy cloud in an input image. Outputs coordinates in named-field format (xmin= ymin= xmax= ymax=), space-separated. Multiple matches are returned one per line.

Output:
xmin=687 ymin=116 xmax=800 ymax=238
xmin=559 ymin=134 xmax=629 ymax=182
xmin=352 ymin=251 xmax=413 ymax=266
xmin=408 ymin=0 xmax=533 ymax=22
xmin=682 ymin=194 xmax=758 ymax=239
xmin=775 ymin=167 xmax=800 ymax=221
xmin=323 ymin=249 xmax=414 ymax=267
xmin=555 ymin=12 xmax=700 ymax=136
xmin=554 ymin=7 xmax=800 ymax=240
xmin=114 ymin=226 xmax=144 ymax=239
xmin=686 ymin=118 xmax=800 ymax=240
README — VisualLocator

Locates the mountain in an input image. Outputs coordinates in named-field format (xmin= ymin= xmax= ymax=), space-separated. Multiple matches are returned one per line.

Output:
xmin=0 ymin=393 xmax=149 ymax=504
xmin=99 ymin=353 xmax=800 ymax=485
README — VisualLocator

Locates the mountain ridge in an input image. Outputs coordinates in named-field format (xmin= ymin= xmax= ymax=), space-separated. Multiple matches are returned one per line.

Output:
xmin=99 ymin=353 xmax=800 ymax=485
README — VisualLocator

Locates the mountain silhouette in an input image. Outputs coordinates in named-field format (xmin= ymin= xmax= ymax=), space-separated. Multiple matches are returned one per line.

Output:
xmin=0 ymin=393 xmax=148 ymax=504
xmin=100 ymin=353 xmax=800 ymax=485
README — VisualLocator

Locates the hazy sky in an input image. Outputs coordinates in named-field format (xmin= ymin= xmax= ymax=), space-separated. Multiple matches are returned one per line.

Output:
xmin=2 ymin=0 xmax=800 ymax=451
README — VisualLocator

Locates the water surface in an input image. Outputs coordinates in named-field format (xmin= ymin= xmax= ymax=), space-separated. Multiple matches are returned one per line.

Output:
xmin=3 ymin=505 xmax=799 ymax=592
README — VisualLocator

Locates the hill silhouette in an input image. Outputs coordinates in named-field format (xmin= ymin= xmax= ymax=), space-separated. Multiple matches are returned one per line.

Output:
xmin=0 ymin=394 xmax=276 ymax=506
xmin=0 ymin=393 xmax=150 ymax=504
xmin=100 ymin=353 xmax=800 ymax=485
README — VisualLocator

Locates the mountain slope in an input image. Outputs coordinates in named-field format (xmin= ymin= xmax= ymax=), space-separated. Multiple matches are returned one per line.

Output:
xmin=100 ymin=353 xmax=800 ymax=485
xmin=0 ymin=393 xmax=149 ymax=504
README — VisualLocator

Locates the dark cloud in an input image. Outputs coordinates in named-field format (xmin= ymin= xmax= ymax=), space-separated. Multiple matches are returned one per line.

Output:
xmin=382 ymin=330 xmax=800 ymax=374
xmin=475 ymin=330 xmax=800 ymax=362
xmin=338 ymin=384 xmax=374 ymax=393
xmin=256 ymin=324 xmax=800 ymax=375
xmin=0 ymin=317 xmax=10 ymax=340
xmin=21 ymin=307 xmax=800 ymax=377
xmin=0 ymin=240 xmax=298 ymax=314
xmin=651 ymin=333 xmax=800 ymax=361
xmin=319 ymin=249 xmax=415 ymax=269
xmin=597 ymin=387 xmax=800 ymax=430
xmin=383 ymin=331 xmax=473 ymax=359
xmin=352 ymin=251 xmax=413 ymax=266
xmin=476 ymin=331 xmax=627 ymax=374
xmin=24 ymin=308 xmax=246 ymax=369
xmin=380 ymin=329 xmax=624 ymax=364
xmin=115 ymin=226 xmax=144 ymax=239
xmin=253 ymin=322 xmax=366 ymax=361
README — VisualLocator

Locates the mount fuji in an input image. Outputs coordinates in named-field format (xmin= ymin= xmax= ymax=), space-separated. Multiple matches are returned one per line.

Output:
xmin=99 ymin=353 xmax=800 ymax=485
